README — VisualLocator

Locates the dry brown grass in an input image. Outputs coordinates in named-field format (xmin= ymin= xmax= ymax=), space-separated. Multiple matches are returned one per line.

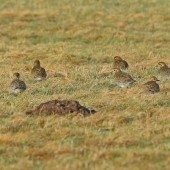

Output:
xmin=0 ymin=0 xmax=170 ymax=169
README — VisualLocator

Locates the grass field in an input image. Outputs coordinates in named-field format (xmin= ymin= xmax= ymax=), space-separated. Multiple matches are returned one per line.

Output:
xmin=0 ymin=0 xmax=170 ymax=169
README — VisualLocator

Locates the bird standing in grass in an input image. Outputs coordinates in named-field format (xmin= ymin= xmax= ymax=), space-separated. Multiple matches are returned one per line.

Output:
xmin=142 ymin=76 xmax=160 ymax=94
xmin=31 ymin=60 xmax=47 ymax=81
xmin=113 ymin=68 xmax=135 ymax=88
xmin=113 ymin=56 xmax=129 ymax=70
xmin=157 ymin=62 xmax=170 ymax=78
xmin=10 ymin=72 xmax=26 ymax=94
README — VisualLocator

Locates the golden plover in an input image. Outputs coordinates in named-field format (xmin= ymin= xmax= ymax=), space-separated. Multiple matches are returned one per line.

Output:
xmin=10 ymin=72 xmax=26 ymax=94
xmin=142 ymin=76 xmax=160 ymax=94
xmin=113 ymin=56 xmax=129 ymax=70
xmin=113 ymin=68 xmax=135 ymax=88
xmin=31 ymin=60 xmax=47 ymax=81
xmin=157 ymin=62 xmax=170 ymax=77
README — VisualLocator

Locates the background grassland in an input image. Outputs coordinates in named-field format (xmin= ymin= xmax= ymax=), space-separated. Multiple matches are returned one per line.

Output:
xmin=0 ymin=0 xmax=170 ymax=169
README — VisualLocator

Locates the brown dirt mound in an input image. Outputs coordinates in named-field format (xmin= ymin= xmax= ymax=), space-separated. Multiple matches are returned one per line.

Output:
xmin=26 ymin=100 xmax=96 ymax=116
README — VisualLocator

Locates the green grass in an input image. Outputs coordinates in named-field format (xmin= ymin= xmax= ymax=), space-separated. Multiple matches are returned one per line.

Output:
xmin=0 ymin=0 xmax=170 ymax=169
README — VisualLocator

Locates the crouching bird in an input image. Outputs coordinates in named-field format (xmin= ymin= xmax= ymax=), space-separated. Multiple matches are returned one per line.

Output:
xmin=113 ymin=68 xmax=136 ymax=88
xmin=141 ymin=76 xmax=160 ymax=94
xmin=10 ymin=72 xmax=26 ymax=94
xmin=26 ymin=99 xmax=96 ymax=116
xmin=31 ymin=60 xmax=47 ymax=81
xmin=157 ymin=62 xmax=170 ymax=78
xmin=113 ymin=56 xmax=129 ymax=70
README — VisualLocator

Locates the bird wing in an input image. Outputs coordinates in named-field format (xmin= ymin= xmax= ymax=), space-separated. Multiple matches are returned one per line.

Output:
xmin=121 ymin=72 xmax=134 ymax=82
xmin=143 ymin=81 xmax=154 ymax=87
xmin=31 ymin=66 xmax=38 ymax=75
xmin=123 ymin=60 xmax=129 ymax=68
xmin=10 ymin=79 xmax=26 ymax=90
xmin=143 ymin=81 xmax=159 ymax=91
xmin=41 ymin=67 xmax=47 ymax=77
xmin=19 ymin=80 xmax=26 ymax=90
xmin=31 ymin=66 xmax=46 ymax=77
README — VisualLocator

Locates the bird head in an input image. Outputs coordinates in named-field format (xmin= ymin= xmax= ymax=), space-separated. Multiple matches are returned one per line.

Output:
xmin=114 ymin=56 xmax=122 ymax=61
xmin=13 ymin=72 xmax=20 ymax=79
xmin=150 ymin=76 xmax=160 ymax=82
xmin=157 ymin=62 xmax=167 ymax=68
xmin=34 ymin=60 xmax=41 ymax=67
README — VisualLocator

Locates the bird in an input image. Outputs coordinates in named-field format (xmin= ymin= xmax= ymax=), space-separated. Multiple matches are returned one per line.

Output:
xmin=113 ymin=56 xmax=129 ymax=70
xmin=10 ymin=72 xmax=26 ymax=94
xmin=31 ymin=60 xmax=47 ymax=81
xmin=157 ymin=62 xmax=170 ymax=77
xmin=26 ymin=99 xmax=96 ymax=116
xmin=113 ymin=68 xmax=136 ymax=88
xmin=142 ymin=76 xmax=160 ymax=94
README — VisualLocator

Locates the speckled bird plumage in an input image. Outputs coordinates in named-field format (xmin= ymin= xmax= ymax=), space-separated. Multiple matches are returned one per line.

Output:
xmin=113 ymin=68 xmax=135 ymax=88
xmin=157 ymin=62 xmax=170 ymax=77
xmin=10 ymin=73 xmax=26 ymax=94
xmin=142 ymin=76 xmax=160 ymax=94
xmin=113 ymin=56 xmax=129 ymax=70
xmin=31 ymin=60 xmax=47 ymax=81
